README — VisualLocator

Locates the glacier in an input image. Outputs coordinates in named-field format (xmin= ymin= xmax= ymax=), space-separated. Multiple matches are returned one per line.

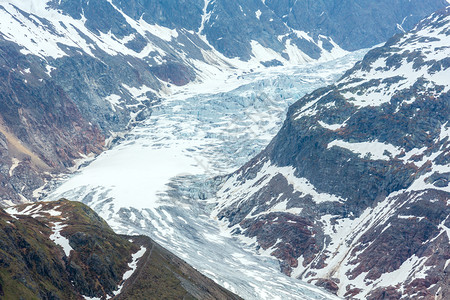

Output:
xmin=44 ymin=50 xmax=366 ymax=300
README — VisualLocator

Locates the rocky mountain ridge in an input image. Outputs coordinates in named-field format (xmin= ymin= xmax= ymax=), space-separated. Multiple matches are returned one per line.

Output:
xmin=0 ymin=199 xmax=241 ymax=299
xmin=215 ymin=6 xmax=450 ymax=299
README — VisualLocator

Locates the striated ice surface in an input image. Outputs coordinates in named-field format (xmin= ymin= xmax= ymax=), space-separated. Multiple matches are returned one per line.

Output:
xmin=44 ymin=51 xmax=366 ymax=300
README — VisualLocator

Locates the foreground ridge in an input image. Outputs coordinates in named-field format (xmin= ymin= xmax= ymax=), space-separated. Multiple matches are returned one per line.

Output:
xmin=1 ymin=199 xmax=241 ymax=300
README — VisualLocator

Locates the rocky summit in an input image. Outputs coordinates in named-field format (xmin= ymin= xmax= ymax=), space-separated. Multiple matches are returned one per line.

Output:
xmin=215 ymin=7 xmax=450 ymax=299
xmin=0 ymin=199 xmax=241 ymax=300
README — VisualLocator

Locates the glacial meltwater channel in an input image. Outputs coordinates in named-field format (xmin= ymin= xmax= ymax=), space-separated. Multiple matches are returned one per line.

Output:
xmin=45 ymin=51 xmax=365 ymax=300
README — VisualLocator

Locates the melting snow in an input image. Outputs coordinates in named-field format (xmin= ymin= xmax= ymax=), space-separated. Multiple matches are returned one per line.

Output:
xmin=113 ymin=246 xmax=147 ymax=296
xmin=50 ymin=222 xmax=73 ymax=257
xmin=327 ymin=139 xmax=402 ymax=161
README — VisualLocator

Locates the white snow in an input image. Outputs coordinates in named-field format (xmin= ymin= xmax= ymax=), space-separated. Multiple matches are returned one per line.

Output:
xmin=198 ymin=0 xmax=212 ymax=34
xmin=370 ymin=255 xmax=431 ymax=293
xmin=9 ymin=158 xmax=20 ymax=176
xmin=122 ymin=84 xmax=158 ymax=100
xmin=397 ymin=215 xmax=425 ymax=221
xmin=113 ymin=246 xmax=147 ymax=296
xmin=437 ymin=217 xmax=450 ymax=240
xmin=327 ymin=139 xmax=402 ymax=161
xmin=50 ymin=142 xmax=205 ymax=210
xmin=215 ymin=160 xmax=344 ymax=223
xmin=45 ymin=208 xmax=62 ymax=217
xmin=255 ymin=10 xmax=262 ymax=20
xmin=6 ymin=203 xmax=42 ymax=216
xmin=50 ymin=222 xmax=73 ymax=257
xmin=293 ymin=90 xmax=332 ymax=120
xmin=439 ymin=122 xmax=450 ymax=141
xmin=83 ymin=297 xmax=101 ymax=300
xmin=45 ymin=65 xmax=56 ymax=77
xmin=318 ymin=120 xmax=344 ymax=131
xmin=104 ymin=94 xmax=123 ymax=112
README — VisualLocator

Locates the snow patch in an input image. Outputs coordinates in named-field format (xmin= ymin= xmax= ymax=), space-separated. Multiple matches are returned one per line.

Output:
xmin=318 ymin=120 xmax=344 ymax=131
xmin=113 ymin=246 xmax=147 ymax=296
xmin=50 ymin=222 xmax=73 ymax=257
xmin=327 ymin=139 xmax=402 ymax=160
xmin=9 ymin=158 xmax=20 ymax=176
xmin=255 ymin=10 xmax=262 ymax=20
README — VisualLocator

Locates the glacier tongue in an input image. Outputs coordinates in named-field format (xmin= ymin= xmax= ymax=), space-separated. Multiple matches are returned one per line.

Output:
xmin=44 ymin=51 xmax=365 ymax=299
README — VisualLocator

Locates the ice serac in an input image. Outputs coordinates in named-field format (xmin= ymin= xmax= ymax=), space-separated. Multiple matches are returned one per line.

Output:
xmin=216 ymin=7 xmax=450 ymax=299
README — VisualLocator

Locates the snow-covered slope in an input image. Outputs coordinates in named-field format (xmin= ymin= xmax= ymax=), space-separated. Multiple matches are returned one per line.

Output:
xmin=263 ymin=0 xmax=449 ymax=51
xmin=0 ymin=0 xmax=345 ymax=72
xmin=215 ymin=7 xmax=450 ymax=299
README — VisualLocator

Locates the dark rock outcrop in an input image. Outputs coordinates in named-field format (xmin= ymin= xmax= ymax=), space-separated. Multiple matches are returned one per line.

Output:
xmin=0 ymin=40 xmax=105 ymax=204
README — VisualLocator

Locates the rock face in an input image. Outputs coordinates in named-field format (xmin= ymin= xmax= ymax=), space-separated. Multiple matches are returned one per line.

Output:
xmin=0 ymin=40 xmax=105 ymax=204
xmin=215 ymin=7 xmax=450 ymax=299
xmin=263 ymin=0 xmax=449 ymax=51
xmin=0 ymin=199 xmax=241 ymax=300
xmin=48 ymin=0 xmax=449 ymax=58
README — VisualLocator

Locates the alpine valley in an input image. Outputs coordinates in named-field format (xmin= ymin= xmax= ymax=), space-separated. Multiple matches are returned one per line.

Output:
xmin=0 ymin=0 xmax=449 ymax=300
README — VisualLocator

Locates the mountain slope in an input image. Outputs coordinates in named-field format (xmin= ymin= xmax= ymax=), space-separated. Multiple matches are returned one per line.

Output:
xmin=263 ymin=0 xmax=449 ymax=51
xmin=0 ymin=199 xmax=241 ymax=299
xmin=215 ymin=7 xmax=450 ymax=299
xmin=0 ymin=38 xmax=105 ymax=205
